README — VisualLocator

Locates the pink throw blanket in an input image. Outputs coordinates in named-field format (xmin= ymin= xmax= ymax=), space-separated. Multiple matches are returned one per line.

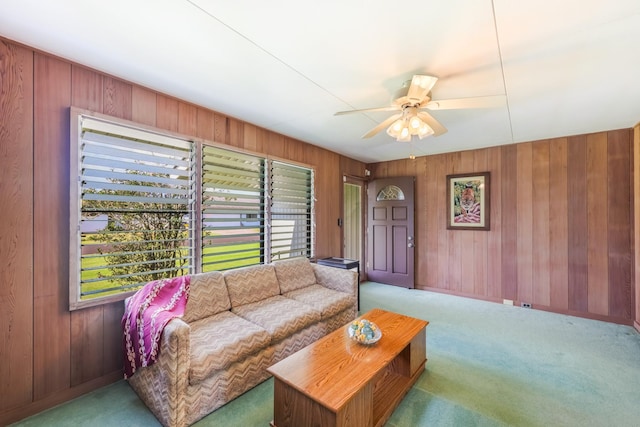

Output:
xmin=122 ymin=275 xmax=190 ymax=379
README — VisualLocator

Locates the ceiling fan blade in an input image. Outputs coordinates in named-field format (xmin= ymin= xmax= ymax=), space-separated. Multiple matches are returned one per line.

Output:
xmin=417 ymin=112 xmax=447 ymax=136
xmin=424 ymin=95 xmax=505 ymax=110
xmin=362 ymin=113 xmax=402 ymax=138
xmin=334 ymin=105 xmax=400 ymax=116
xmin=406 ymin=75 xmax=438 ymax=102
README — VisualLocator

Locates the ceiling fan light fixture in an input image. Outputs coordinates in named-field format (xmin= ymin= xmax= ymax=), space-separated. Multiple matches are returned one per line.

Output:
xmin=400 ymin=126 xmax=410 ymax=139
xmin=386 ymin=110 xmax=435 ymax=141
xmin=386 ymin=118 xmax=405 ymax=139
xmin=397 ymin=131 xmax=411 ymax=142
xmin=409 ymin=116 xmax=422 ymax=129
xmin=337 ymin=73 xmax=505 ymax=140
xmin=417 ymin=123 xmax=434 ymax=139
xmin=413 ymin=75 xmax=437 ymax=90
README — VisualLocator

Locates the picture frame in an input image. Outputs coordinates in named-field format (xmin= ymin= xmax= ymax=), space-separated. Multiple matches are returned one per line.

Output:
xmin=446 ymin=172 xmax=490 ymax=230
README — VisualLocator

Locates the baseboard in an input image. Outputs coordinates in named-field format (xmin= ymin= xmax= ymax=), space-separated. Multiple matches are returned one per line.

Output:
xmin=0 ymin=370 xmax=123 ymax=426
xmin=415 ymin=285 xmax=504 ymax=305
xmin=416 ymin=285 xmax=635 ymax=327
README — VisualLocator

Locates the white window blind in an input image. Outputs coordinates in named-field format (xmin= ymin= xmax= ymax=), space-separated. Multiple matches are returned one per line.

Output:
xmin=269 ymin=161 xmax=313 ymax=261
xmin=71 ymin=111 xmax=315 ymax=309
xmin=201 ymin=146 xmax=265 ymax=271
xmin=73 ymin=115 xmax=195 ymax=304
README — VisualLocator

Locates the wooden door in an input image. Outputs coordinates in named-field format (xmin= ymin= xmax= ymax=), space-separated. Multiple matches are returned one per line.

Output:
xmin=367 ymin=177 xmax=415 ymax=288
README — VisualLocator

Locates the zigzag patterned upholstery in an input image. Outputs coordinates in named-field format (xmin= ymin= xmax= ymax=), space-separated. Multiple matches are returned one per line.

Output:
xmin=312 ymin=262 xmax=359 ymax=293
xmin=273 ymin=256 xmax=317 ymax=293
xmin=127 ymin=318 xmax=190 ymax=427
xmin=189 ymin=310 xmax=271 ymax=383
xmin=185 ymin=347 xmax=275 ymax=426
xmin=274 ymin=258 xmax=357 ymax=319
xmin=232 ymin=295 xmax=321 ymax=341
xmin=224 ymin=263 xmax=281 ymax=306
xmin=284 ymin=284 xmax=355 ymax=318
xmin=326 ymin=309 xmax=357 ymax=333
xmin=182 ymin=271 xmax=229 ymax=323
xmin=271 ymin=322 xmax=325 ymax=362
xmin=126 ymin=259 xmax=358 ymax=427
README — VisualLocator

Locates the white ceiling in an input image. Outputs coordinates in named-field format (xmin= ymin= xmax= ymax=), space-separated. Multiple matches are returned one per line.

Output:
xmin=2 ymin=0 xmax=639 ymax=163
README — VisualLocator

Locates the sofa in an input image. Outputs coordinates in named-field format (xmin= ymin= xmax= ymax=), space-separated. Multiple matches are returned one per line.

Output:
xmin=127 ymin=257 xmax=358 ymax=427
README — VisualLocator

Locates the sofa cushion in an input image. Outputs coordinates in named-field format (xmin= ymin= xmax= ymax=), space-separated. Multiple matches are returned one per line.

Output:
xmin=232 ymin=295 xmax=321 ymax=341
xmin=273 ymin=257 xmax=317 ymax=293
xmin=183 ymin=271 xmax=230 ymax=323
xmin=283 ymin=284 xmax=356 ymax=319
xmin=189 ymin=311 xmax=271 ymax=384
xmin=224 ymin=264 xmax=281 ymax=307
xmin=312 ymin=263 xmax=357 ymax=294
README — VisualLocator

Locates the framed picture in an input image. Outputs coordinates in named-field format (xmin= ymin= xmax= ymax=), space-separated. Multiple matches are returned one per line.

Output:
xmin=446 ymin=172 xmax=490 ymax=230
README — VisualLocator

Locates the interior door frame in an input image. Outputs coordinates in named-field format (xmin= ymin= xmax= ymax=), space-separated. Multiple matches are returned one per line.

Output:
xmin=365 ymin=176 xmax=415 ymax=288
xmin=342 ymin=175 xmax=366 ymax=281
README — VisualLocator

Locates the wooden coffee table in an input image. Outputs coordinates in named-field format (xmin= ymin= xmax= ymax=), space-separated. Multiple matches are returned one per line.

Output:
xmin=267 ymin=308 xmax=429 ymax=427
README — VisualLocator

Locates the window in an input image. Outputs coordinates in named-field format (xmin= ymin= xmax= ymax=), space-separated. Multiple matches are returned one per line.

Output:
xmin=269 ymin=161 xmax=313 ymax=261
xmin=376 ymin=185 xmax=405 ymax=201
xmin=201 ymin=146 xmax=265 ymax=271
xmin=70 ymin=110 xmax=314 ymax=309
xmin=70 ymin=113 xmax=196 ymax=309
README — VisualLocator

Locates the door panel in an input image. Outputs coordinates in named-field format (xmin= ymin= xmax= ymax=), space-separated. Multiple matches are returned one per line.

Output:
xmin=373 ymin=225 xmax=387 ymax=270
xmin=373 ymin=207 xmax=386 ymax=220
xmin=367 ymin=176 xmax=415 ymax=288
xmin=393 ymin=206 xmax=407 ymax=220
xmin=393 ymin=226 xmax=408 ymax=274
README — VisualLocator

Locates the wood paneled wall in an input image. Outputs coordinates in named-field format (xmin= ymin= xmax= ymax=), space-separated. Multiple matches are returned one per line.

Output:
xmin=1 ymin=39 xmax=34 ymax=414
xmin=369 ymin=132 xmax=635 ymax=324
xmin=1 ymin=35 xmax=637 ymax=424
xmin=634 ymin=122 xmax=640 ymax=333
xmin=0 ymin=38 xmax=365 ymax=424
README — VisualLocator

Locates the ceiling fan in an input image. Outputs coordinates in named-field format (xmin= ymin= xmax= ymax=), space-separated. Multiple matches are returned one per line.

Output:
xmin=335 ymin=74 xmax=504 ymax=142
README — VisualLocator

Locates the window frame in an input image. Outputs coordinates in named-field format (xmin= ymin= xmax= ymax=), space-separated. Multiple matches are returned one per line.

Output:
xmin=69 ymin=108 xmax=314 ymax=310
xmin=269 ymin=160 xmax=314 ymax=261
xmin=200 ymin=145 xmax=266 ymax=272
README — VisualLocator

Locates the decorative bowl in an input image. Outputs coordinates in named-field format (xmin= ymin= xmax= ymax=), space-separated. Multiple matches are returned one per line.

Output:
xmin=348 ymin=319 xmax=382 ymax=345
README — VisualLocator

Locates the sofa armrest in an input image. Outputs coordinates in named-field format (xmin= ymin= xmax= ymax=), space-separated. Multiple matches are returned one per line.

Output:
xmin=128 ymin=317 xmax=191 ymax=427
xmin=160 ymin=317 xmax=191 ymax=383
xmin=312 ymin=263 xmax=358 ymax=296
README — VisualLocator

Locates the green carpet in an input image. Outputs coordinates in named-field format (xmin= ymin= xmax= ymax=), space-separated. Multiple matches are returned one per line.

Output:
xmin=13 ymin=282 xmax=640 ymax=426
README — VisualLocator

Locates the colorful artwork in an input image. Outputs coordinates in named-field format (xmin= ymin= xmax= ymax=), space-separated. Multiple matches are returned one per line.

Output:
xmin=446 ymin=172 xmax=490 ymax=230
